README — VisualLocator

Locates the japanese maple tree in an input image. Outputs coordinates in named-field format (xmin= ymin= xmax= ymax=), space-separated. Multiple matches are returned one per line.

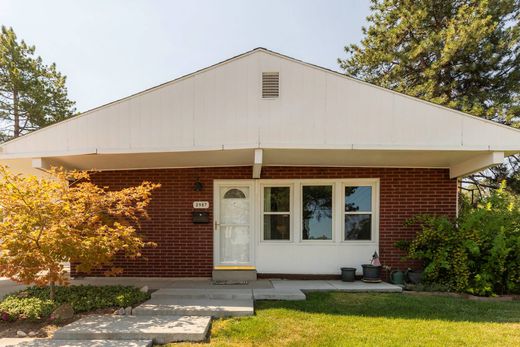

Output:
xmin=0 ymin=166 xmax=159 ymax=299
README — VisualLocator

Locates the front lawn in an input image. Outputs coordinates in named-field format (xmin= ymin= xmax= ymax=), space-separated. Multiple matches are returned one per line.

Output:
xmin=172 ymin=292 xmax=520 ymax=347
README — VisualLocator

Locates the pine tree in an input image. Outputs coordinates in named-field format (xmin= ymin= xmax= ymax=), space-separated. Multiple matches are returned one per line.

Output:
xmin=0 ymin=26 xmax=76 ymax=140
xmin=339 ymin=0 xmax=520 ymax=194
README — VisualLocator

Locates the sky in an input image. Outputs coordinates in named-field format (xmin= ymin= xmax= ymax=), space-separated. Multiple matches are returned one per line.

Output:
xmin=0 ymin=0 xmax=370 ymax=112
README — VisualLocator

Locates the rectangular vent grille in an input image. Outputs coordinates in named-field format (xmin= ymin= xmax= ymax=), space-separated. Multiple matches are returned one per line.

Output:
xmin=262 ymin=72 xmax=279 ymax=98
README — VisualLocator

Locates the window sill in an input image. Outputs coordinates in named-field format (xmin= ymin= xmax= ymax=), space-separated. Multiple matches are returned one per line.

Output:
xmin=260 ymin=240 xmax=293 ymax=244
xmin=340 ymin=240 xmax=377 ymax=245
xmin=298 ymin=240 xmax=335 ymax=244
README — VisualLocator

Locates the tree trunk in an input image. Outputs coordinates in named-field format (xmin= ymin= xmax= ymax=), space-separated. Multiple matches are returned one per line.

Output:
xmin=13 ymin=88 xmax=20 ymax=138
xmin=49 ymin=280 xmax=56 ymax=301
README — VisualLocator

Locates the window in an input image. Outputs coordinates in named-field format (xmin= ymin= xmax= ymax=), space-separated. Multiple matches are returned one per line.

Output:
xmin=224 ymin=188 xmax=246 ymax=199
xmin=302 ymin=185 xmax=333 ymax=240
xmin=263 ymin=186 xmax=291 ymax=240
xmin=344 ymin=186 xmax=372 ymax=240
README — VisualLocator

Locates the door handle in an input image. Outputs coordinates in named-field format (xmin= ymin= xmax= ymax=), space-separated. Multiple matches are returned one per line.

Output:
xmin=214 ymin=220 xmax=220 ymax=231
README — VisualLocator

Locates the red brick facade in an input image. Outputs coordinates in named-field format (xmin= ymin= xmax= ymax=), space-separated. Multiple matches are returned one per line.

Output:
xmin=71 ymin=166 xmax=457 ymax=278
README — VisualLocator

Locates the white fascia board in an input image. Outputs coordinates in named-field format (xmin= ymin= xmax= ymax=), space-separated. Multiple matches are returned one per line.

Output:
xmin=259 ymin=143 xmax=519 ymax=151
xmin=449 ymin=152 xmax=505 ymax=178
xmin=0 ymin=148 xmax=97 ymax=160
xmin=1 ymin=144 xmax=518 ymax=160
xmin=84 ymin=144 xmax=259 ymax=155
xmin=253 ymin=149 xmax=263 ymax=178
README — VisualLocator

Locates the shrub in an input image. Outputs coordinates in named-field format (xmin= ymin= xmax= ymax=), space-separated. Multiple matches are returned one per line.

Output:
xmin=0 ymin=296 xmax=55 ymax=321
xmin=403 ymin=182 xmax=520 ymax=296
xmin=0 ymin=166 xmax=159 ymax=301
xmin=0 ymin=285 xmax=150 ymax=321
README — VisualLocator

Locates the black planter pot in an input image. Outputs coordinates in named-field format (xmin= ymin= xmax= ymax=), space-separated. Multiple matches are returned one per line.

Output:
xmin=340 ymin=267 xmax=356 ymax=282
xmin=406 ymin=270 xmax=423 ymax=284
xmin=362 ymin=264 xmax=382 ymax=282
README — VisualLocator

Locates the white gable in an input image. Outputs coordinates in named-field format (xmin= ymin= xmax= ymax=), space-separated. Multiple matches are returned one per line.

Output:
xmin=1 ymin=48 xmax=519 ymax=177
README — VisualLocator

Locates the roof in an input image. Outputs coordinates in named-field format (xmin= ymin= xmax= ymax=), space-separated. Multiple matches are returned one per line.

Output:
xmin=1 ymin=47 xmax=519 ymax=178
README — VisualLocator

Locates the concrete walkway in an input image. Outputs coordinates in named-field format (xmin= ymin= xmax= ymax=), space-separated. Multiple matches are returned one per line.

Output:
xmin=272 ymin=280 xmax=402 ymax=292
xmin=0 ymin=278 xmax=26 ymax=299
xmin=52 ymin=315 xmax=211 ymax=344
xmin=14 ymin=340 xmax=153 ymax=347
xmin=2 ymin=279 xmax=402 ymax=346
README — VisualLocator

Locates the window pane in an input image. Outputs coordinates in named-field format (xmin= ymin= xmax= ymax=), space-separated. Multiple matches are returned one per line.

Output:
xmin=345 ymin=186 xmax=372 ymax=212
xmin=345 ymin=214 xmax=371 ymax=240
xmin=302 ymin=186 xmax=333 ymax=240
xmin=223 ymin=188 xmax=246 ymax=199
xmin=264 ymin=187 xmax=290 ymax=212
xmin=264 ymin=214 xmax=290 ymax=240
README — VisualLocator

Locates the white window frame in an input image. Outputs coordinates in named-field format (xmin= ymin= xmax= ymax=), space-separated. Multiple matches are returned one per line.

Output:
xmin=300 ymin=183 xmax=335 ymax=243
xmin=254 ymin=178 xmax=379 ymax=246
xmin=342 ymin=180 xmax=379 ymax=244
xmin=261 ymin=184 xmax=293 ymax=242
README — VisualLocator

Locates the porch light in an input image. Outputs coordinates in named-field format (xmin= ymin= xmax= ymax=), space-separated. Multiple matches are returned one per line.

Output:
xmin=193 ymin=178 xmax=204 ymax=191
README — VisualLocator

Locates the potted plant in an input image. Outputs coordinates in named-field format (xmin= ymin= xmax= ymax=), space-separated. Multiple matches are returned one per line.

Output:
xmin=340 ymin=267 xmax=356 ymax=282
xmin=362 ymin=251 xmax=382 ymax=283
xmin=406 ymin=268 xmax=423 ymax=284
xmin=390 ymin=268 xmax=405 ymax=285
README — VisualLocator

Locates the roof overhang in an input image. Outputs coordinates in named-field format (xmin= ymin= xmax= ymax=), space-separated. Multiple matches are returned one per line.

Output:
xmin=0 ymin=147 xmax=512 ymax=179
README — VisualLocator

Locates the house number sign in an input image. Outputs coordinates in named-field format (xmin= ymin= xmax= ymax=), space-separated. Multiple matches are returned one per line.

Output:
xmin=193 ymin=201 xmax=209 ymax=209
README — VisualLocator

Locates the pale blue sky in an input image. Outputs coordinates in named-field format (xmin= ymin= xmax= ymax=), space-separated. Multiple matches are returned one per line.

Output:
xmin=1 ymin=0 xmax=370 ymax=112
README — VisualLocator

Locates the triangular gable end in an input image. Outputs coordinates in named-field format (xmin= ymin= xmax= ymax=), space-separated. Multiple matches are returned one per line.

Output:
xmin=0 ymin=48 xmax=519 ymax=178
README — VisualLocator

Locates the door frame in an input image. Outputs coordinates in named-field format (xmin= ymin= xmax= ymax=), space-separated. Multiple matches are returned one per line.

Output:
xmin=213 ymin=180 xmax=255 ymax=267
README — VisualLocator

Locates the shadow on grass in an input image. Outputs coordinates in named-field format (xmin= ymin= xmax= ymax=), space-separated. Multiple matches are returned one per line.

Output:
xmin=255 ymin=292 xmax=520 ymax=323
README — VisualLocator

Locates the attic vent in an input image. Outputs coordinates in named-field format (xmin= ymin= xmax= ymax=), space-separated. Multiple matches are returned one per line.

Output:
xmin=262 ymin=72 xmax=279 ymax=98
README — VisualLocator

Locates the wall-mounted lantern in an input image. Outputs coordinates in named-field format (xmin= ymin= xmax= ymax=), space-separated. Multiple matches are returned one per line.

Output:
xmin=193 ymin=177 xmax=204 ymax=191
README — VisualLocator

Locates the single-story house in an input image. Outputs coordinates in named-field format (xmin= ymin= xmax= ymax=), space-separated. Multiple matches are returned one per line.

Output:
xmin=1 ymin=48 xmax=519 ymax=280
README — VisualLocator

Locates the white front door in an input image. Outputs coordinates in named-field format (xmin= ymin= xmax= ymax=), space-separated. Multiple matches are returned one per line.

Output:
xmin=214 ymin=183 xmax=254 ymax=266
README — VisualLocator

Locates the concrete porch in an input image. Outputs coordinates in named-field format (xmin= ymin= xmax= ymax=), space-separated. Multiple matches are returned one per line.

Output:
xmin=70 ymin=277 xmax=402 ymax=293
xmin=1 ymin=277 xmax=402 ymax=300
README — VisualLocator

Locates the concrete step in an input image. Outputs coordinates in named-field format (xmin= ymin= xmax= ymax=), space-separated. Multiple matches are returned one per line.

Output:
xmin=13 ymin=340 xmax=153 ymax=347
xmin=133 ymin=298 xmax=254 ymax=317
xmin=52 ymin=315 xmax=211 ymax=345
xmin=253 ymin=288 xmax=306 ymax=301
xmin=151 ymin=288 xmax=253 ymax=300
xmin=212 ymin=269 xmax=257 ymax=281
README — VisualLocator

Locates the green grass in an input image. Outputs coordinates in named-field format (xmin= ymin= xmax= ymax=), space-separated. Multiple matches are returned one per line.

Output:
xmin=171 ymin=292 xmax=520 ymax=347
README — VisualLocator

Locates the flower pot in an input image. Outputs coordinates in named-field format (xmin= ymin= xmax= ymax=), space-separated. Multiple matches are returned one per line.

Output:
xmin=340 ymin=267 xmax=356 ymax=282
xmin=390 ymin=270 xmax=404 ymax=285
xmin=362 ymin=264 xmax=381 ymax=282
xmin=406 ymin=270 xmax=423 ymax=284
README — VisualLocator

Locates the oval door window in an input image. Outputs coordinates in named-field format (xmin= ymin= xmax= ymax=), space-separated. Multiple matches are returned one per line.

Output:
xmin=223 ymin=188 xmax=246 ymax=199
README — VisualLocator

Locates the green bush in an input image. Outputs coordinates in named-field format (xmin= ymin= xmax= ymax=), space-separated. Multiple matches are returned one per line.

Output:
xmin=0 ymin=285 xmax=150 ymax=321
xmin=403 ymin=182 xmax=520 ymax=296
xmin=0 ymin=296 xmax=55 ymax=321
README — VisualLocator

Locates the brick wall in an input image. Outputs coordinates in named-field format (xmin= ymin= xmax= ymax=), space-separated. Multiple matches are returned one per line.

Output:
xmin=71 ymin=166 xmax=457 ymax=278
